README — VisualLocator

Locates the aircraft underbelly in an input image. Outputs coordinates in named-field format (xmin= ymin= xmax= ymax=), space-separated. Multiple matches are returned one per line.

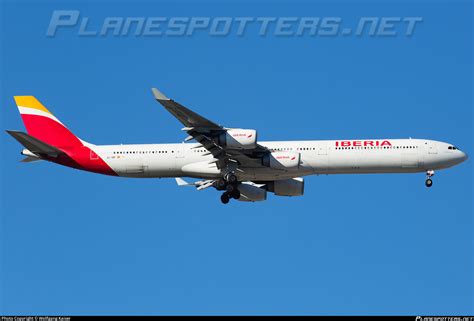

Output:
xmin=236 ymin=167 xmax=314 ymax=181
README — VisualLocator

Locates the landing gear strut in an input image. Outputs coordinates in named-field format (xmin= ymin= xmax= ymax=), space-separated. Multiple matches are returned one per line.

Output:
xmin=425 ymin=170 xmax=434 ymax=188
xmin=225 ymin=173 xmax=238 ymax=184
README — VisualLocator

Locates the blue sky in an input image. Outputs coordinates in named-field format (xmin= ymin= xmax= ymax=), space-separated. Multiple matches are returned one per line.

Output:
xmin=1 ymin=0 xmax=472 ymax=315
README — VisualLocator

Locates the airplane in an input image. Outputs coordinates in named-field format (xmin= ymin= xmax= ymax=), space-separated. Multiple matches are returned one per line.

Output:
xmin=7 ymin=88 xmax=468 ymax=204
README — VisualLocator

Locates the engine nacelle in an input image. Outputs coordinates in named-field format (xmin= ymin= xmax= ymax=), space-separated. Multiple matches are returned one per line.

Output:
xmin=237 ymin=182 xmax=267 ymax=202
xmin=267 ymin=178 xmax=304 ymax=196
xmin=219 ymin=129 xmax=257 ymax=150
xmin=263 ymin=151 xmax=300 ymax=170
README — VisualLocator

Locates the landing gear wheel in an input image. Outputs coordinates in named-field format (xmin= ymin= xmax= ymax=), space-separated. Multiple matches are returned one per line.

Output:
xmin=226 ymin=184 xmax=236 ymax=193
xmin=425 ymin=170 xmax=434 ymax=188
xmin=216 ymin=178 xmax=226 ymax=190
xmin=230 ymin=189 xmax=241 ymax=200
xmin=220 ymin=192 xmax=230 ymax=204
xmin=225 ymin=173 xmax=238 ymax=184
xmin=425 ymin=178 xmax=433 ymax=188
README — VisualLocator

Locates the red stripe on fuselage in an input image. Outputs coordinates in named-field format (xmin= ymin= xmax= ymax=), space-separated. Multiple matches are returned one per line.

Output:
xmin=21 ymin=114 xmax=117 ymax=176
xmin=57 ymin=145 xmax=117 ymax=176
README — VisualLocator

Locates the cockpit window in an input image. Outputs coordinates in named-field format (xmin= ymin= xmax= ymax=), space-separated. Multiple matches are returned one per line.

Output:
xmin=448 ymin=146 xmax=458 ymax=150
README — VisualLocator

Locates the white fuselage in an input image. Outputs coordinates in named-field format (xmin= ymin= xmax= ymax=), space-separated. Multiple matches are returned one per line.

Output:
xmin=92 ymin=138 xmax=467 ymax=181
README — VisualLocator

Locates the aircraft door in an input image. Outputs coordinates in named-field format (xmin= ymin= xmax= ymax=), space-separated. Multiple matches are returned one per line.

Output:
xmin=427 ymin=142 xmax=438 ymax=154
xmin=318 ymin=144 xmax=327 ymax=155
xmin=401 ymin=153 xmax=419 ymax=168
xmin=174 ymin=143 xmax=186 ymax=168
xmin=90 ymin=149 xmax=99 ymax=160
xmin=310 ymin=143 xmax=328 ymax=172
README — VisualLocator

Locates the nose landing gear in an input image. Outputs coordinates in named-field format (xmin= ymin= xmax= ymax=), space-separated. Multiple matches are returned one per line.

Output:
xmin=425 ymin=170 xmax=434 ymax=188
xmin=425 ymin=178 xmax=433 ymax=188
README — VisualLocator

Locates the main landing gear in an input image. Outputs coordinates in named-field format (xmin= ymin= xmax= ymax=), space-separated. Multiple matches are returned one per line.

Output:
xmin=219 ymin=173 xmax=240 ymax=204
xmin=220 ymin=189 xmax=241 ymax=204
xmin=425 ymin=170 xmax=434 ymax=188
xmin=224 ymin=173 xmax=238 ymax=184
xmin=220 ymin=192 xmax=230 ymax=204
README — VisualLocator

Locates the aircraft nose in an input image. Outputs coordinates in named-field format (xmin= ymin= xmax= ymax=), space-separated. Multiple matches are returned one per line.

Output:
xmin=460 ymin=151 xmax=468 ymax=162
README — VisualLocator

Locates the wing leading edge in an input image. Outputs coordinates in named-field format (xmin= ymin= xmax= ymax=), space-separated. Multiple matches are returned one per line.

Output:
xmin=151 ymin=88 xmax=269 ymax=170
xmin=151 ymin=88 xmax=222 ymax=130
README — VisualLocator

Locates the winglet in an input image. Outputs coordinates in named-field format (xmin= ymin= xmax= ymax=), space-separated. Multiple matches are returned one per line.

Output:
xmin=151 ymin=88 xmax=170 ymax=101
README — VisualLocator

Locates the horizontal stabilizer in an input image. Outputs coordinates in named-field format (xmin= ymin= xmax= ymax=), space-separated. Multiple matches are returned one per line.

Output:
xmin=6 ymin=130 xmax=65 ymax=158
xmin=175 ymin=177 xmax=192 ymax=186
xmin=174 ymin=177 xmax=215 ymax=190
xmin=21 ymin=156 xmax=43 ymax=163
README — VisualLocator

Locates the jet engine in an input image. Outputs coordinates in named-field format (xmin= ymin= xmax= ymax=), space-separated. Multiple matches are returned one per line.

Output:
xmin=263 ymin=151 xmax=300 ymax=170
xmin=218 ymin=129 xmax=257 ymax=150
xmin=267 ymin=178 xmax=304 ymax=196
xmin=237 ymin=182 xmax=267 ymax=202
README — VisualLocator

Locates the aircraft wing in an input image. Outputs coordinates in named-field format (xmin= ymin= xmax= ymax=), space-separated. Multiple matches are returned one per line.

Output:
xmin=151 ymin=88 xmax=222 ymax=130
xmin=152 ymin=88 xmax=269 ymax=169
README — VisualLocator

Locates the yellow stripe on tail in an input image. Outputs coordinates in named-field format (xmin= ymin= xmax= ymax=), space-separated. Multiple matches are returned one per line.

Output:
xmin=14 ymin=96 xmax=52 ymax=114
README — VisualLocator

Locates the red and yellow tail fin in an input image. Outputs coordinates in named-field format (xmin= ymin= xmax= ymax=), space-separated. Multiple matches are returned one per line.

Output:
xmin=14 ymin=96 xmax=83 ymax=149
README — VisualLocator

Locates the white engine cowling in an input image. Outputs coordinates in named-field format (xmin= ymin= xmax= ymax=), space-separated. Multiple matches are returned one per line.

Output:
xmin=237 ymin=182 xmax=267 ymax=202
xmin=263 ymin=151 xmax=300 ymax=170
xmin=219 ymin=129 xmax=257 ymax=150
xmin=268 ymin=178 xmax=304 ymax=196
